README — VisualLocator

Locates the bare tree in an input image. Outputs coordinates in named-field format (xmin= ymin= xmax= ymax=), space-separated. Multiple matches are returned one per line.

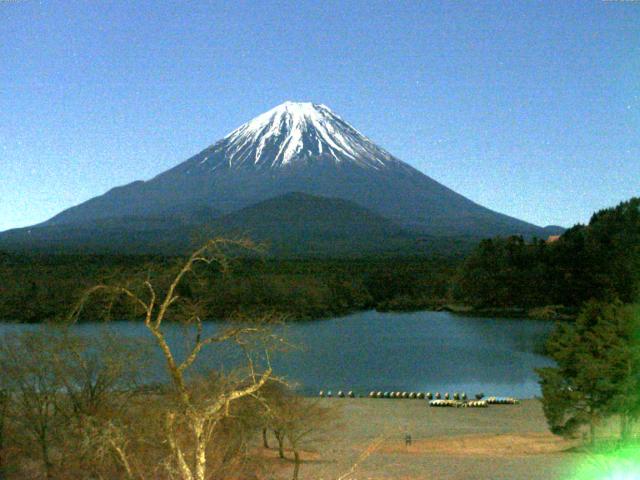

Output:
xmin=0 ymin=331 xmax=64 ymax=479
xmin=54 ymin=330 xmax=150 ymax=479
xmin=0 ymin=327 xmax=150 ymax=480
xmin=261 ymin=385 xmax=334 ymax=480
xmin=283 ymin=397 xmax=333 ymax=480
xmin=71 ymin=238 xmax=280 ymax=480
xmin=258 ymin=381 xmax=290 ymax=459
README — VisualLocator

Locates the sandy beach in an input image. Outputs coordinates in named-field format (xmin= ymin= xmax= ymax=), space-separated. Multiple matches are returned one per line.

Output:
xmin=260 ymin=398 xmax=591 ymax=480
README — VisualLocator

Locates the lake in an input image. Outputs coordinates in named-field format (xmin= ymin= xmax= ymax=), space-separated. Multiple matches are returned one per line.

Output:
xmin=0 ymin=310 xmax=554 ymax=398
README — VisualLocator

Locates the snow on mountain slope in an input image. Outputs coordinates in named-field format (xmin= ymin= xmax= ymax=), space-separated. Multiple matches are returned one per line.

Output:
xmin=197 ymin=101 xmax=396 ymax=170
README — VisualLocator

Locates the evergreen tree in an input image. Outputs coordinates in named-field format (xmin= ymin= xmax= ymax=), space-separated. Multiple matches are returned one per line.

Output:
xmin=605 ymin=304 xmax=640 ymax=441
xmin=457 ymin=197 xmax=640 ymax=310
xmin=537 ymin=300 xmax=640 ymax=444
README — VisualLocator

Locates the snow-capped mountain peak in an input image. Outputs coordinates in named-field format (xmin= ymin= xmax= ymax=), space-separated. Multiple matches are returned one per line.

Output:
xmin=29 ymin=101 xmax=551 ymax=243
xmin=200 ymin=101 xmax=395 ymax=170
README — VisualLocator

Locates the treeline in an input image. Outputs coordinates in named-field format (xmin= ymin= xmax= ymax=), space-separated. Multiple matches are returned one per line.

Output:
xmin=2 ymin=197 xmax=638 ymax=323
xmin=455 ymin=197 xmax=640 ymax=312
xmin=0 ymin=253 xmax=171 ymax=322
xmin=0 ymin=252 xmax=458 ymax=322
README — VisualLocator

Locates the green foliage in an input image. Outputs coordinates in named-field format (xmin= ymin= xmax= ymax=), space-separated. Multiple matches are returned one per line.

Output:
xmin=0 ymin=253 xmax=458 ymax=322
xmin=457 ymin=197 xmax=640 ymax=310
xmin=537 ymin=300 xmax=640 ymax=442
xmin=0 ymin=252 xmax=166 ymax=322
xmin=574 ymin=197 xmax=640 ymax=303
xmin=456 ymin=236 xmax=551 ymax=308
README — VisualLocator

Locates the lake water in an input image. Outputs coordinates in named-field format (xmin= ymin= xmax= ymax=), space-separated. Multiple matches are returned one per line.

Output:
xmin=0 ymin=310 xmax=554 ymax=398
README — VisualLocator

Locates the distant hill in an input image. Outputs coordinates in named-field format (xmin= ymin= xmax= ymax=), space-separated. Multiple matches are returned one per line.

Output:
xmin=207 ymin=192 xmax=415 ymax=256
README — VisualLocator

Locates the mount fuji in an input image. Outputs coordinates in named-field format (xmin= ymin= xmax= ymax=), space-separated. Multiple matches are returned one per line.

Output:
xmin=0 ymin=101 xmax=562 ymax=254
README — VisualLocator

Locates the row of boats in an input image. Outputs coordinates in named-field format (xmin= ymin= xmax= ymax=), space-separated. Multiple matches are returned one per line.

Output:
xmin=429 ymin=397 xmax=520 ymax=407
xmin=317 ymin=390 xmax=519 ymax=407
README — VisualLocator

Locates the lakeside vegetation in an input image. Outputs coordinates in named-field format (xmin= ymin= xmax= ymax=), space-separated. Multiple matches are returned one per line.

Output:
xmin=457 ymin=197 xmax=640 ymax=312
xmin=538 ymin=300 xmax=640 ymax=444
xmin=0 ymin=253 xmax=457 ymax=322
xmin=1 ymin=197 xmax=637 ymax=323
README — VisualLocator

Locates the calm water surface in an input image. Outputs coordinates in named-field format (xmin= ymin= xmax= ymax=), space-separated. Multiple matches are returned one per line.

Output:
xmin=0 ymin=310 xmax=554 ymax=398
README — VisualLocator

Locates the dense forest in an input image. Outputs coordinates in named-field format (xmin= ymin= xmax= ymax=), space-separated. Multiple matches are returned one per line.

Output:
xmin=0 ymin=252 xmax=458 ymax=322
xmin=456 ymin=197 xmax=640 ymax=311
xmin=1 ymin=197 xmax=638 ymax=323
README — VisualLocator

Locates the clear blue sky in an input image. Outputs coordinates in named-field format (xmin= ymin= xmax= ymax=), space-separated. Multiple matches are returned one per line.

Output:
xmin=1 ymin=0 xmax=639 ymax=232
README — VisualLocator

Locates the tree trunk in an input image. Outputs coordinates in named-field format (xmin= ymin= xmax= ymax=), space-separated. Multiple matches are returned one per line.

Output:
xmin=262 ymin=427 xmax=269 ymax=448
xmin=194 ymin=420 xmax=207 ymax=480
xmin=589 ymin=419 xmax=596 ymax=447
xmin=275 ymin=431 xmax=285 ymax=459
xmin=166 ymin=413 xmax=195 ymax=480
xmin=292 ymin=450 xmax=300 ymax=480
xmin=41 ymin=437 xmax=53 ymax=480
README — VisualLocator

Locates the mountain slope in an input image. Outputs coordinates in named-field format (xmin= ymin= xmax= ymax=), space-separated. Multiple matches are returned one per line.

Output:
xmin=209 ymin=192 xmax=414 ymax=255
xmin=2 ymin=101 xmax=558 ymax=252
xmin=0 ymin=193 xmax=424 ymax=256
xmin=0 ymin=204 xmax=222 ymax=254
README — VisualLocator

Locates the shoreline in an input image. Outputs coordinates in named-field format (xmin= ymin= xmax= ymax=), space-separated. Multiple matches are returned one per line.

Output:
xmin=0 ymin=303 xmax=576 ymax=324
